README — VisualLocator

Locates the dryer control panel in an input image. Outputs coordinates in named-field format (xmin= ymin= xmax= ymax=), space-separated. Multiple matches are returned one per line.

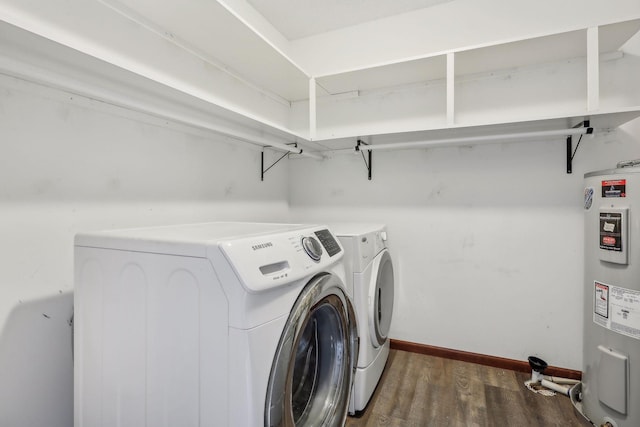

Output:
xmin=315 ymin=229 xmax=342 ymax=257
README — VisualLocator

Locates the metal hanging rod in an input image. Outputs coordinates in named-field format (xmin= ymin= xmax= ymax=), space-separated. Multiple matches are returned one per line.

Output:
xmin=354 ymin=126 xmax=595 ymax=152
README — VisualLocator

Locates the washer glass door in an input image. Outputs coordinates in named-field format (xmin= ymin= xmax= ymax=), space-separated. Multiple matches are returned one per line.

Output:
xmin=265 ymin=273 xmax=357 ymax=427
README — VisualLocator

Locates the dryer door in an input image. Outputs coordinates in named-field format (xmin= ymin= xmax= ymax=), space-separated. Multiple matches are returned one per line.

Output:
xmin=265 ymin=273 xmax=357 ymax=427
xmin=369 ymin=249 xmax=394 ymax=347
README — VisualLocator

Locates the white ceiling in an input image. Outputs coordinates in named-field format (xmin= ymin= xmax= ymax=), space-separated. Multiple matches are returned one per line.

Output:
xmin=245 ymin=0 xmax=454 ymax=40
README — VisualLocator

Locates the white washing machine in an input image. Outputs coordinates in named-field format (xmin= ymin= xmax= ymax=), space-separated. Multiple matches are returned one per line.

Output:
xmin=330 ymin=224 xmax=395 ymax=414
xmin=74 ymin=222 xmax=358 ymax=427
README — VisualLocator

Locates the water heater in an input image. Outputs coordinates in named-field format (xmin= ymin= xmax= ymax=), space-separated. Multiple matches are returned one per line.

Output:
xmin=579 ymin=161 xmax=640 ymax=427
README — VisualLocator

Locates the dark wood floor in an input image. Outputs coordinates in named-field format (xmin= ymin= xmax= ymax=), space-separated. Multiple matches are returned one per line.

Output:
xmin=346 ymin=349 xmax=586 ymax=427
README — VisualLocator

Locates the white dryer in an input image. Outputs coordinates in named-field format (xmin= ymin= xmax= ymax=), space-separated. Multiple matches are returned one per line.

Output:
xmin=330 ymin=224 xmax=395 ymax=414
xmin=74 ymin=222 xmax=358 ymax=427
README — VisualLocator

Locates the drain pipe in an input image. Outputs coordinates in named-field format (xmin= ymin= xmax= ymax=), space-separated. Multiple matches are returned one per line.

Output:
xmin=527 ymin=356 xmax=576 ymax=397
xmin=529 ymin=357 xmax=606 ymax=425
xmin=540 ymin=379 xmax=571 ymax=397
xmin=544 ymin=376 xmax=579 ymax=385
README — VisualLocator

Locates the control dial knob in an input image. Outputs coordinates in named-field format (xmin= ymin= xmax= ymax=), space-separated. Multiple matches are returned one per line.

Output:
xmin=301 ymin=236 xmax=323 ymax=261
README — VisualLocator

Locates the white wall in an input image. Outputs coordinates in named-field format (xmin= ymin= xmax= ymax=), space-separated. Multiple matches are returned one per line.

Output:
xmin=290 ymin=118 xmax=640 ymax=371
xmin=0 ymin=73 xmax=289 ymax=427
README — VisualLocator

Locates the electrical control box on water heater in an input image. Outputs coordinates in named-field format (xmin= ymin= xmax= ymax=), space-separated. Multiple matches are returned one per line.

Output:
xmin=578 ymin=160 xmax=640 ymax=427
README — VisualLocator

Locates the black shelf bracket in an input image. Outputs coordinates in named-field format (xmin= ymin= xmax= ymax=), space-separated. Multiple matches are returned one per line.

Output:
xmin=355 ymin=139 xmax=372 ymax=180
xmin=566 ymin=120 xmax=593 ymax=174
xmin=261 ymin=143 xmax=298 ymax=181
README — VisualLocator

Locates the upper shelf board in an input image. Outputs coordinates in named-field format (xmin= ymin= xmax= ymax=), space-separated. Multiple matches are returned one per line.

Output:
xmin=102 ymin=0 xmax=310 ymax=102
xmin=457 ymin=19 xmax=640 ymax=76
xmin=61 ymin=1 xmax=640 ymax=104
xmin=317 ymin=55 xmax=446 ymax=96
xmin=315 ymin=19 xmax=640 ymax=97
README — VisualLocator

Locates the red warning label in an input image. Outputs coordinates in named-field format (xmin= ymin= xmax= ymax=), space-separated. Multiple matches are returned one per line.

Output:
xmin=602 ymin=179 xmax=626 ymax=198
xmin=594 ymin=281 xmax=609 ymax=319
